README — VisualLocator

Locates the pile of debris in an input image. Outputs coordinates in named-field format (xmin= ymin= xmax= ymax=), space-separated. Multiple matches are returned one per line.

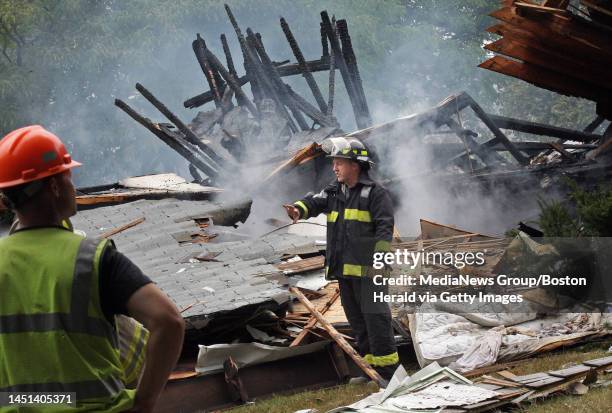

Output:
xmin=114 ymin=4 xmax=373 ymax=186
xmin=327 ymin=355 xmax=612 ymax=412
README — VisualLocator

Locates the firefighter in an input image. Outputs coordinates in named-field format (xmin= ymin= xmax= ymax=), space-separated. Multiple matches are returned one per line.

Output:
xmin=0 ymin=125 xmax=184 ymax=412
xmin=283 ymin=137 xmax=399 ymax=382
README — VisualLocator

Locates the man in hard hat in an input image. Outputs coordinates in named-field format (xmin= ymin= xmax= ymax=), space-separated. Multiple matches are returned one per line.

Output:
xmin=283 ymin=137 xmax=399 ymax=382
xmin=0 ymin=125 xmax=185 ymax=412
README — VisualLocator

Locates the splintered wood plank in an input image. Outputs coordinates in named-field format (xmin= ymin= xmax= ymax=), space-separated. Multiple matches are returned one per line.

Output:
xmin=513 ymin=372 xmax=551 ymax=383
xmin=479 ymin=56 xmax=612 ymax=103
xmin=474 ymin=382 xmax=503 ymax=390
xmin=491 ymin=6 xmax=611 ymax=51
xmin=548 ymin=364 xmax=592 ymax=378
xmin=277 ymin=255 xmax=325 ymax=274
xmin=290 ymin=287 xmax=385 ymax=387
xmin=484 ymin=37 xmax=612 ymax=89
xmin=101 ymin=217 xmax=145 ymax=238
xmin=497 ymin=370 xmax=518 ymax=381
xmin=583 ymin=356 xmax=612 ymax=368
xmin=524 ymin=376 xmax=565 ymax=389
xmin=290 ymin=287 xmax=340 ymax=347
xmin=515 ymin=1 xmax=569 ymax=14
xmin=495 ymin=388 xmax=529 ymax=400
xmin=486 ymin=21 xmax=612 ymax=66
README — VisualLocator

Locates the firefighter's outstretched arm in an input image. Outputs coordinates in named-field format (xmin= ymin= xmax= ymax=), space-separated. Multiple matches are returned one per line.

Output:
xmin=287 ymin=187 xmax=333 ymax=221
xmin=126 ymin=284 xmax=185 ymax=412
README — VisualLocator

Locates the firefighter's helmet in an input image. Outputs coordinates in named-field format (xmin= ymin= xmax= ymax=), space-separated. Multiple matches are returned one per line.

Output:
xmin=321 ymin=137 xmax=373 ymax=167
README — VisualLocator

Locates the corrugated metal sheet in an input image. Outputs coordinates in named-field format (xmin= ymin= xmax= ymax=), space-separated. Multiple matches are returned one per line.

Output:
xmin=71 ymin=198 xmax=322 ymax=326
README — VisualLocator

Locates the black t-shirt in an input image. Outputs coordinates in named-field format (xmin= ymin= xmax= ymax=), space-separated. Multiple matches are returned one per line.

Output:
xmin=11 ymin=226 xmax=152 ymax=323
xmin=99 ymin=245 xmax=152 ymax=322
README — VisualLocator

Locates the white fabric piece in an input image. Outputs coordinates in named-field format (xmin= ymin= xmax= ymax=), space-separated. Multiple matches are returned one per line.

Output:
xmin=448 ymin=327 xmax=503 ymax=372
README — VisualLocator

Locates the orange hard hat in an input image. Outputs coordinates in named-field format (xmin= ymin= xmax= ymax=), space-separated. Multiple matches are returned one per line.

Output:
xmin=0 ymin=125 xmax=81 ymax=189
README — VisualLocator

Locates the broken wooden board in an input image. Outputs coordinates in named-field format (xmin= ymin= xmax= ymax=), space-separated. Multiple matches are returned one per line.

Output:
xmin=77 ymin=173 xmax=222 ymax=207
xmin=276 ymin=255 xmax=325 ymax=275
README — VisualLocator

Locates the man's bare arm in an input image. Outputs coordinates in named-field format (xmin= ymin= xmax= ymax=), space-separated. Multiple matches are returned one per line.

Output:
xmin=126 ymin=283 xmax=185 ymax=412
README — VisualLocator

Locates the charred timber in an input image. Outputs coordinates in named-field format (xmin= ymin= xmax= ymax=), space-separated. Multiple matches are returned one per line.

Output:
xmin=204 ymin=48 xmax=259 ymax=117
xmin=114 ymin=99 xmax=219 ymax=179
xmin=245 ymin=29 xmax=298 ymax=132
xmin=336 ymin=19 xmax=371 ymax=127
xmin=224 ymin=3 xmax=263 ymax=104
xmin=280 ymin=17 xmax=328 ymax=114
xmin=193 ymin=34 xmax=223 ymax=108
xmin=320 ymin=22 xmax=329 ymax=58
xmin=445 ymin=118 xmax=506 ymax=167
xmin=248 ymin=28 xmax=309 ymax=131
xmin=220 ymin=33 xmax=245 ymax=107
xmin=327 ymin=35 xmax=336 ymax=120
xmin=286 ymin=85 xmax=335 ymax=127
xmin=488 ymin=113 xmax=605 ymax=143
xmin=134 ymin=82 xmax=226 ymax=169
xmin=321 ymin=11 xmax=366 ymax=129
xmin=184 ymin=59 xmax=334 ymax=108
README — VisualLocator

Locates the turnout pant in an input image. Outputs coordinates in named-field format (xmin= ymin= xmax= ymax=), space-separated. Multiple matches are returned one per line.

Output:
xmin=338 ymin=276 xmax=399 ymax=380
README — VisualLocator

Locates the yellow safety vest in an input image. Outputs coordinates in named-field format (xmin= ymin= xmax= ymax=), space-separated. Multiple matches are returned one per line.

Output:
xmin=0 ymin=228 xmax=135 ymax=412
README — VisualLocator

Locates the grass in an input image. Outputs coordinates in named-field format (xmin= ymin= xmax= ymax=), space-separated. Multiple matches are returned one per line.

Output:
xmin=225 ymin=340 xmax=611 ymax=413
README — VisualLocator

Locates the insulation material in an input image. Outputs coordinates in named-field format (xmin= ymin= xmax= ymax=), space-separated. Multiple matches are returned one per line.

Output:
xmin=407 ymin=307 xmax=607 ymax=369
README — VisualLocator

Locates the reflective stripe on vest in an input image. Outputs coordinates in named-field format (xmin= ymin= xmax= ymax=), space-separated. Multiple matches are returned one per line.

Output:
xmin=0 ymin=229 xmax=134 ymax=410
xmin=343 ymin=263 xmax=365 ymax=277
xmin=344 ymin=209 xmax=371 ymax=223
xmin=117 ymin=315 xmax=149 ymax=388
xmin=0 ymin=238 xmax=116 ymax=344
xmin=327 ymin=211 xmax=339 ymax=223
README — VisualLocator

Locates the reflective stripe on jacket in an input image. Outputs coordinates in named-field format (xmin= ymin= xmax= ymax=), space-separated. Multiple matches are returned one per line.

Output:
xmin=294 ymin=172 xmax=394 ymax=279
xmin=0 ymin=228 xmax=135 ymax=412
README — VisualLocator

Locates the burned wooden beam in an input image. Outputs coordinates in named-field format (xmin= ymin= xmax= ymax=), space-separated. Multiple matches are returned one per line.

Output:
xmin=134 ymin=82 xmax=226 ymax=169
xmin=487 ymin=113 xmax=604 ymax=142
xmin=583 ymin=115 xmax=605 ymax=133
xmin=220 ymin=33 xmax=244 ymax=107
xmin=290 ymin=287 xmax=385 ymax=387
xmin=203 ymin=48 xmax=259 ymax=118
xmin=224 ymin=3 xmax=263 ymax=104
xmin=249 ymin=30 xmax=309 ymax=131
xmin=549 ymin=142 xmax=577 ymax=162
xmin=336 ymin=19 xmax=371 ymax=127
xmin=246 ymin=28 xmax=303 ymax=132
xmin=286 ymin=85 xmax=336 ymax=127
xmin=280 ymin=17 xmax=328 ymax=114
xmin=114 ymin=99 xmax=219 ymax=179
xmin=193 ymin=34 xmax=223 ymax=108
xmin=184 ymin=59 xmax=333 ymax=108
xmin=321 ymin=11 xmax=366 ymax=129
xmin=458 ymin=94 xmax=529 ymax=165
xmin=445 ymin=118 xmax=506 ymax=167
xmin=320 ymin=22 xmax=329 ymax=59
xmin=327 ymin=36 xmax=336 ymax=121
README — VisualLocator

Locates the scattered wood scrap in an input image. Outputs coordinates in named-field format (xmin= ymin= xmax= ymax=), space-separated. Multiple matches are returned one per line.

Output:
xmin=289 ymin=287 xmax=385 ymax=387
xmin=481 ymin=0 xmax=612 ymax=119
